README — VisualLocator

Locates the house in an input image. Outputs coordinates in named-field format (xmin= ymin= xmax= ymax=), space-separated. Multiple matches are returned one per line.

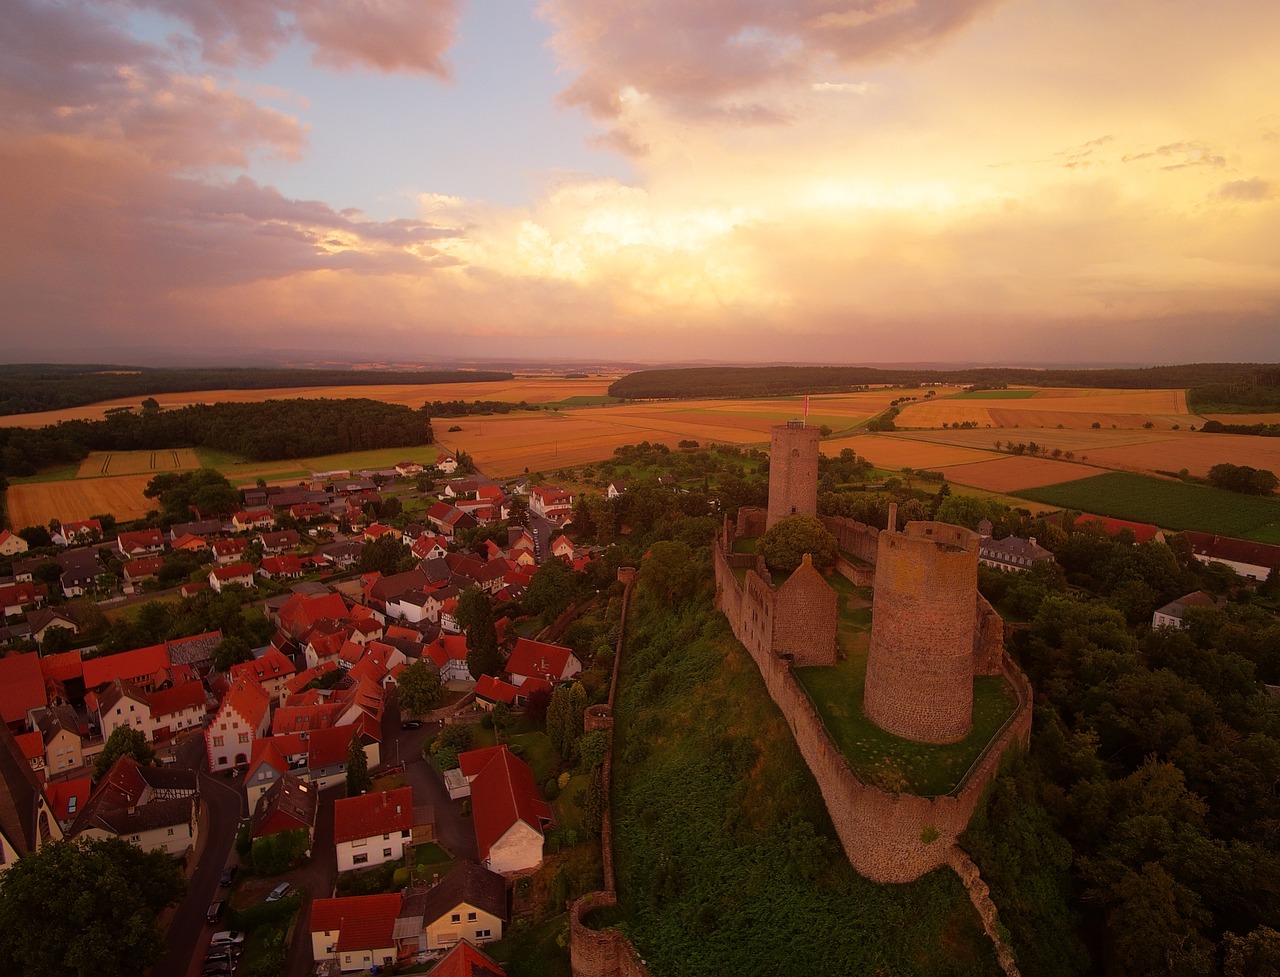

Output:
xmin=436 ymin=454 xmax=459 ymax=474
xmin=26 ymin=607 xmax=79 ymax=645
xmin=425 ymin=635 xmax=473 ymax=684
xmin=170 ymin=533 xmax=210 ymax=554
xmin=505 ymin=638 xmax=582 ymax=688
xmin=145 ymin=680 xmax=208 ymax=741
xmin=462 ymin=746 xmax=552 ymax=874
xmin=396 ymin=461 xmax=425 ymax=477
xmin=212 ymin=538 xmax=249 ymax=565
xmin=29 ymin=705 xmax=86 ymax=776
xmin=57 ymin=549 xmax=101 ymax=598
xmin=334 ymin=786 xmax=416 ymax=872
xmin=230 ymin=647 xmax=297 ymax=703
xmin=81 ymin=642 xmax=171 ymax=692
xmin=549 ymin=535 xmax=575 ymax=561
xmin=122 ymin=556 xmax=165 ymax=594
xmin=250 ymin=772 xmax=318 ymax=845
xmin=309 ymin=893 xmax=402 ymax=975
xmin=473 ymin=675 xmax=518 ymax=712
xmin=410 ymin=534 xmax=449 ymax=562
xmin=169 ymin=518 xmax=225 ymax=542
xmin=422 ymin=940 xmax=506 ymax=977
xmin=976 ymin=520 xmax=1055 ymax=573
xmin=210 ymin=562 xmax=257 ymax=593
xmin=606 ymin=481 xmax=628 ymax=499
xmin=232 ymin=509 xmax=275 ymax=532
xmin=116 ymin=529 xmax=165 ymax=559
xmin=258 ymin=530 xmax=300 ymax=554
xmin=0 ymin=582 xmax=42 ymax=618
xmin=70 ymin=755 xmax=199 ymax=856
xmin=52 ymin=519 xmax=103 ymax=547
xmin=0 ymin=530 xmax=27 ymax=557
xmin=0 ymin=723 xmax=62 ymax=871
xmin=529 ymin=486 xmax=574 ymax=524
xmin=1182 ymin=531 xmax=1280 ymax=583
xmin=206 ymin=677 xmax=271 ymax=771
xmin=401 ymin=861 xmax=508 ymax=953
xmin=0 ymin=652 xmax=49 ymax=728
xmin=14 ymin=730 xmax=45 ymax=778
xmin=92 ymin=679 xmax=152 ymax=743
xmin=45 ymin=775 xmax=92 ymax=833
xmin=426 ymin=502 xmax=477 ymax=539
xmin=1153 ymin=591 xmax=1217 ymax=629
xmin=260 ymin=553 xmax=308 ymax=580
xmin=243 ymin=724 xmax=357 ymax=805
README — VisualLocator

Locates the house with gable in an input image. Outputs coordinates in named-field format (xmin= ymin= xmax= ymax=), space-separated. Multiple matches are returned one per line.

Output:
xmin=1183 ymin=531 xmax=1280 ymax=583
xmin=51 ymin=519 xmax=103 ymax=547
xmin=976 ymin=519 xmax=1055 ymax=573
xmin=334 ymin=786 xmax=416 ymax=872
xmin=1153 ymin=591 xmax=1217 ymax=629
xmin=0 ymin=723 xmax=62 ymax=871
xmin=29 ymin=704 xmax=86 ymax=776
xmin=425 ymin=635 xmax=473 ymax=684
xmin=116 ymin=529 xmax=165 ymax=559
xmin=57 ymin=549 xmax=101 ymax=598
xmin=309 ymin=892 xmax=402 ymax=975
xmin=229 ymin=646 xmax=297 ymax=704
xmin=210 ymin=562 xmax=256 ymax=593
xmin=82 ymin=641 xmax=172 ymax=693
xmin=146 ymin=679 xmax=209 ymax=740
xmin=212 ymin=537 xmax=249 ymax=565
xmin=232 ymin=509 xmax=275 ymax=532
xmin=400 ymin=861 xmax=509 ymax=953
xmin=529 ymin=486 xmax=574 ymax=524
xmin=122 ymin=556 xmax=165 ymax=594
xmin=0 ymin=652 xmax=49 ymax=732
xmin=0 ymin=529 xmax=27 ymax=557
xmin=258 ymin=529 xmax=300 ymax=554
xmin=14 ymin=731 xmax=45 ymax=779
xmin=250 ymin=771 xmax=317 ymax=849
xmin=244 ymin=723 xmax=357 ymax=805
xmin=462 ymin=745 xmax=552 ymax=874
xmin=0 ymin=582 xmax=42 ymax=619
xmin=473 ymin=675 xmax=518 ymax=712
xmin=505 ymin=638 xmax=582 ymax=689
xmin=206 ymin=677 xmax=271 ymax=771
xmin=70 ymin=755 xmax=199 ymax=856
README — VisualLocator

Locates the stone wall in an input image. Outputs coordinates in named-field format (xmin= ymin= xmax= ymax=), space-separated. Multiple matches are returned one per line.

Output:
xmin=864 ymin=522 xmax=980 ymax=744
xmin=821 ymin=514 xmax=881 ymax=566
xmin=772 ymin=556 xmax=838 ymax=666
xmin=713 ymin=535 xmax=1033 ymax=884
xmin=767 ymin=423 xmax=821 ymax=529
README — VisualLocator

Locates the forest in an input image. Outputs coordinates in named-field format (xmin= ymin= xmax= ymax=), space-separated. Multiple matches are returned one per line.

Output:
xmin=608 ymin=363 xmax=1280 ymax=400
xmin=0 ymin=398 xmax=433 ymax=476
xmin=0 ymin=365 xmax=512 ymax=416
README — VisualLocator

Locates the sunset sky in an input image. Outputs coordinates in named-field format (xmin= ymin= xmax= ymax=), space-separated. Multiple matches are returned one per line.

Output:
xmin=3 ymin=0 xmax=1278 ymax=366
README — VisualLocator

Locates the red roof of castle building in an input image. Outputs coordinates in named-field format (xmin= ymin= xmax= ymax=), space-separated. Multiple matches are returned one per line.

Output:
xmin=505 ymin=638 xmax=580 ymax=685
xmin=81 ymin=643 xmax=170 ymax=690
xmin=308 ymin=894 xmax=401 ymax=954
xmin=474 ymin=674 xmax=518 ymax=706
xmin=465 ymin=746 xmax=551 ymax=862
xmin=1075 ymin=515 xmax=1162 ymax=544
xmin=333 ymin=786 xmax=414 ymax=844
xmin=429 ymin=941 xmax=506 ymax=977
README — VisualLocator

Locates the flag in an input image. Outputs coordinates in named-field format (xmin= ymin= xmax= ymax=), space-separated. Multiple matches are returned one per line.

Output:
xmin=804 ymin=395 xmax=809 ymax=422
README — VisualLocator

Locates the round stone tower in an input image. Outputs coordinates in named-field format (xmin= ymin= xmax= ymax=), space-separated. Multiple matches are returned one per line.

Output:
xmin=863 ymin=520 xmax=979 ymax=744
xmin=766 ymin=421 xmax=820 ymax=530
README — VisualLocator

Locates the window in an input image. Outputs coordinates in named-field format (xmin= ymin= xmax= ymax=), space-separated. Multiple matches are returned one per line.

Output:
xmin=238 ymin=733 xmax=249 ymax=744
xmin=352 ymin=853 xmax=368 ymax=865
xmin=450 ymin=913 xmax=461 ymax=924
xmin=167 ymin=828 xmax=174 ymax=836
xmin=467 ymin=912 xmax=477 ymax=922
xmin=383 ymin=848 xmax=392 ymax=858
xmin=382 ymin=833 xmax=390 ymax=840
xmin=475 ymin=929 xmax=491 ymax=940
xmin=213 ymin=736 xmax=224 ymax=747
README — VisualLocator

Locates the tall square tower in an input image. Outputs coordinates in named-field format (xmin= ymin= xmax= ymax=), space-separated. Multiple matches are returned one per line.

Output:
xmin=766 ymin=421 xmax=821 ymax=530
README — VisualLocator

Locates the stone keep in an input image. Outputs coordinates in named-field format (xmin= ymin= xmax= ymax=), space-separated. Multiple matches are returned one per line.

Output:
xmin=863 ymin=521 xmax=979 ymax=744
xmin=766 ymin=421 xmax=820 ymax=530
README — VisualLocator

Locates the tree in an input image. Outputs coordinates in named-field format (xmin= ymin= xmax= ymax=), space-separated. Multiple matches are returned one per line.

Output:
xmin=397 ymin=660 xmax=444 ymax=716
xmin=757 ymin=515 xmax=838 ymax=576
xmin=0 ymin=836 xmax=185 ymax=977
xmin=358 ymin=535 xmax=413 ymax=575
xmin=546 ymin=685 xmax=577 ymax=762
xmin=457 ymin=586 xmax=502 ymax=678
xmin=213 ymin=634 xmax=253 ymax=672
xmin=93 ymin=726 xmax=155 ymax=780
xmin=345 ymin=735 xmax=372 ymax=796
xmin=523 ymin=557 xmax=579 ymax=622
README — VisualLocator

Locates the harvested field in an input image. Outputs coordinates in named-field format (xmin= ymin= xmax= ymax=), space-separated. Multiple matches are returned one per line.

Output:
xmin=0 ymin=377 xmax=622 ymax=428
xmin=821 ymin=435 xmax=997 ymax=470
xmin=895 ymin=387 xmax=1191 ymax=431
xmin=896 ymin=426 xmax=1173 ymax=454
xmin=1079 ymin=431 xmax=1280 ymax=479
xmin=935 ymin=456 xmax=1103 ymax=492
xmin=75 ymin=448 xmax=201 ymax=478
xmin=7 ymin=474 xmax=155 ymax=528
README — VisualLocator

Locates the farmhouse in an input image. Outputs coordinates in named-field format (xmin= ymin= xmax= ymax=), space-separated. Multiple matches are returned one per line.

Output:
xmin=309 ymin=893 xmax=401 ymax=975
xmin=1153 ymin=591 xmax=1217 ymax=629
xmin=401 ymin=861 xmax=509 ymax=952
xmin=116 ymin=529 xmax=165 ymax=559
xmin=333 ymin=786 xmax=415 ymax=872
xmin=1182 ymin=532 xmax=1280 ymax=583
xmin=70 ymin=755 xmax=199 ymax=857
xmin=460 ymin=745 xmax=552 ymax=874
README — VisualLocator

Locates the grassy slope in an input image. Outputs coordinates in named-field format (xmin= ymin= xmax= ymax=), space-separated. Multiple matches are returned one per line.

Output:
xmin=608 ymin=586 xmax=999 ymax=977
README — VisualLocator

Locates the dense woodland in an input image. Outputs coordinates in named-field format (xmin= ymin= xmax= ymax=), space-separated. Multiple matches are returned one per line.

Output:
xmin=0 ymin=365 xmax=512 ymax=416
xmin=0 ymin=398 xmax=433 ymax=477
xmin=608 ymin=363 xmax=1280 ymax=400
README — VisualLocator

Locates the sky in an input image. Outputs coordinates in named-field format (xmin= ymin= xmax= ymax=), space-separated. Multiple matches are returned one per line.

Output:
xmin=2 ymin=0 xmax=1278 ymax=367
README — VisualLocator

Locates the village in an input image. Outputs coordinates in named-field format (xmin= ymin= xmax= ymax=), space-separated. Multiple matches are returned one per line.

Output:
xmin=0 ymin=448 xmax=626 ymax=977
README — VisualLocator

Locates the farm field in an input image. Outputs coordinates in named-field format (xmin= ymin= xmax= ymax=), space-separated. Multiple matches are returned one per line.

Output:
xmin=75 ymin=448 xmax=201 ymax=478
xmin=896 ymin=387 xmax=1191 ymax=430
xmin=935 ymin=456 xmax=1104 ymax=493
xmin=822 ymin=434 xmax=996 ymax=470
xmin=0 ymin=376 xmax=622 ymax=428
xmin=7 ymin=474 xmax=157 ymax=527
xmin=1015 ymin=472 xmax=1280 ymax=542
xmin=198 ymin=445 xmax=444 ymax=486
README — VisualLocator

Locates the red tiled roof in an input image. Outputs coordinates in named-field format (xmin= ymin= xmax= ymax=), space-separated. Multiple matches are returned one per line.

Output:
xmin=284 ymin=660 xmax=339 ymax=695
xmin=82 ymin=643 xmax=170 ymax=689
xmin=467 ymin=746 xmax=551 ymax=862
xmin=46 ymin=775 xmax=93 ymax=822
xmin=333 ymin=786 xmax=414 ymax=843
xmin=458 ymin=745 xmax=506 ymax=780
xmin=309 ymin=893 xmax=401 ymax=952
xmin=425 ymin=635 xmax=468 ymax=669
xmin=39 ymin=649 xmax=84 ymax=684
xmin=505 ymin=638 xmax=579 ymax=685
xmin=15 ymin=730 xmax=43 ymax=764
xmin=212 ymin=562 xmax=256 ymax=580
xmin=0 ymin=653 xmax=49 ymax=723
xmin=1075 ymin=514 xmax=1162 ymax=544
xmin=428 ymin=940 xmax=506 ymax=977
xmin=221 ymin=676 xmax=270 ymax=728
xmin=1183 ymin=532 xmax=1280 ymax=572
xmin=148 ymin=680 xmax=207 ymax=719
xmin=474 ymin=674 xmax=517 ymax=706
xmin=230 ymin=647 xmax=296 ymax=686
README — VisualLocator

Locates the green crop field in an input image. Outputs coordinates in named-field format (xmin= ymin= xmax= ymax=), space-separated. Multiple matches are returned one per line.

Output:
xmin=1015 ymin=471 xmax=1280 ymax=542
xmin=955 ymin=389 xmax=1038 ymax=399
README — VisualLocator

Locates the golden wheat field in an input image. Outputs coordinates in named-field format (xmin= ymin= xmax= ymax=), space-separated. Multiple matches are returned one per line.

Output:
xmin=933 ymin=456 xmax=1104 ymax=492
xmin=7 ymin=474 xmax=156 ymax=527
xmin=75 ymin=448 xmax=202 ymax=478
xmin=821 ymin=435 xmax=997 ymax=471
xmin=895 ymin=388 xmax=1191 ymax=431
xmin=0 ymin=377 xmax=623 ymax=429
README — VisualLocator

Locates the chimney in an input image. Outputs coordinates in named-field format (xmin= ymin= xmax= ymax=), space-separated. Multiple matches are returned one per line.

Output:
xmin=887 ymin=503 xmax=898 ymax=534
xmin=1030 ymin=537 xmax=1037 ymax=548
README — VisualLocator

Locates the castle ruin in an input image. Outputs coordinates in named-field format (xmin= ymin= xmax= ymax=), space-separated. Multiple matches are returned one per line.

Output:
xmin=766 ymin=420 xmax=820 ymax=529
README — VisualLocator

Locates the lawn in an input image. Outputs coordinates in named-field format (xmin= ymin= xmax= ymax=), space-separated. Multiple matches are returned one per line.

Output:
xmin=554 ymin=774 xmax=589 ymax=832
xmin=1015 ymin=471 xmax=1280 ymax=542
xmin=507 ymin=731 xmax=556 ymax=786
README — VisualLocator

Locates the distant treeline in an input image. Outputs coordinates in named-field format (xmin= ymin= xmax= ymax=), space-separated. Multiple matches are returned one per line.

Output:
xmin=609 ymin=363 xmax=1280 ymax=400
xmin=0 ymin=399 xmax=433 ymax=477
xmin=424 ymin=400 xmax=542 ymax=417
xmin=0 ymin=364 xmax=513 ymax=416
xmin=1200 ymin=420 xmax=1280 ymax=438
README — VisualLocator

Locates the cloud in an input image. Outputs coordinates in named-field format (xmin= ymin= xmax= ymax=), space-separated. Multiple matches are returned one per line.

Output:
xmin=541 ymin=0 xmax=1003 ymax=122
xmin=1214 ymin=178 xmax=1272 ymax=201
xmin=1122 ymin=140 xmax=1226 ymax=169
xmin=128 ymin=0 xmax=461 ymax=76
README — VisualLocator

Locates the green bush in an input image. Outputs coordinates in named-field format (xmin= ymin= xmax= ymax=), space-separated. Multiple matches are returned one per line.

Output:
xmin=229 ymin=892 xmax=303 ymax=932
xmin=544 ymin=777 xmax=561 ymax=801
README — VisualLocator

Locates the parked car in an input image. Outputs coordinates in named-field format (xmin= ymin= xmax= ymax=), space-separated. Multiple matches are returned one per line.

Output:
xmin=205 ymin=947 xmax=241 ymax=965
xmin=265 ymin=882 xmax=291 ymax=902
xmin=206 ymin=899 xmax=225 ymax=923
xmin=209 ymin=930 xmax=245 ymax=946
xmin=401 ymin=719 xmax=423 ymax=730
xmin=219 ymin=865 xmax=237 ymax=887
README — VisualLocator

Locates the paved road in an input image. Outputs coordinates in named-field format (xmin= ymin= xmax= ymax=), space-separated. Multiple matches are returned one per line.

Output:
xmin=403 ymin=726 xmax=478 ymax=864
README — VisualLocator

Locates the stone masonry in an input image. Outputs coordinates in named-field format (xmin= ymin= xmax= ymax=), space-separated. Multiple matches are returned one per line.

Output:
xmin=766 ymin=421 xmax=820 ymax=530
